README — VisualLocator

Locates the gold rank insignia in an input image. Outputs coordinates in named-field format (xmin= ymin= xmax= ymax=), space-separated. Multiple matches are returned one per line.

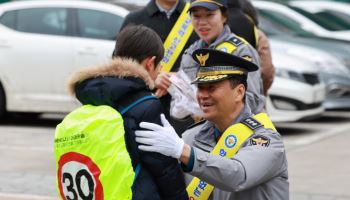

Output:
xmin=250 ymin=135 xmax=270 ymax=147
xmin=242 ymin=55 xmax=252 ymax=62
xmin=196 ymin=53 xmax=209 ymax=66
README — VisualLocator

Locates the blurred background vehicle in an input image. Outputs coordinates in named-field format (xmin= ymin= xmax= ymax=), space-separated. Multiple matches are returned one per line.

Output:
xmin=0 ymin=0 xmax=128 ymax=118
xmin=269 ymin=38 xmax=350 ymax=111
xmin=266 ymin=49 xmax=325 ymax=122
xmin=289 ymin=0 xmax=350 ymax=26
xmin=253 ymin=1 xmax=350 ymax=110
xmin=288 ymin=1 xmax=350 ymax=33
xmin=257 ymin=12 xmax=350 ymax=71
xmin=253 ymin=0 xmax=350 ymax=41
xmin=1 ymin=0 xmax=350 ymax=121
xmin=105 ymin=0 xmax=146 ymax=11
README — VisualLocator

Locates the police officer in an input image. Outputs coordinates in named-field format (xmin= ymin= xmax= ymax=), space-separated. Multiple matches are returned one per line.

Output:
xmin=179 ymin=0 xmax=265 ymax=115
xmin=135 ymin=48 xmax=289 ymax=200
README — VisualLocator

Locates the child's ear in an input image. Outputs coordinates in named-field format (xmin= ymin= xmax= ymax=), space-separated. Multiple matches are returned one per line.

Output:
xmin=145 ymin=56 xmax=156 ymax=72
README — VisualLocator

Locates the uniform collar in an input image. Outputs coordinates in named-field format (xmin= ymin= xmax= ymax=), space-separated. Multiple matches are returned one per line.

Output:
xmin=146 ymin=0 xmax=186 ymax=17
xmin=193 ymin=104 xmax=253 ymax=150
xmin=156 ymin=0 xmax=179 ymax=18
xmin=199 ymin=25 xmax=232 ymax=48
xmin=193 ymin=121 xmax=217 ymax=151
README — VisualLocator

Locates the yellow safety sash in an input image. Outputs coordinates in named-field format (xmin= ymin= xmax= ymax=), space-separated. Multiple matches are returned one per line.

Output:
xmin=161 ymin=2 xmax=193 ymax=72
xmin=244 ymin=14 xmax=259 ymax=47
xmin=186 ymin=113 xmax=276 ymax=200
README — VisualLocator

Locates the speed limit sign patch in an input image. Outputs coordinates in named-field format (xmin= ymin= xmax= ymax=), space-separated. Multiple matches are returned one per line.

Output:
xmin=57 ymin=152 xmax=104 ymax=200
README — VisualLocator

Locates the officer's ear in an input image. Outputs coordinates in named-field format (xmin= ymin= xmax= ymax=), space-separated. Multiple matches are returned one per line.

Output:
xmin=233 ymin=84 xmax=245 ymax=102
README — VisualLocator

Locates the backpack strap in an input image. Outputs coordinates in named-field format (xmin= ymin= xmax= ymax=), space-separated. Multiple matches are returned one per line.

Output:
xmin=120 ymin=95 xmax=158 ymax=114
xmin=134 ymin=163 xmax=142 ymax=181
xmin=119 ymin=94 xmax=158 ymax=181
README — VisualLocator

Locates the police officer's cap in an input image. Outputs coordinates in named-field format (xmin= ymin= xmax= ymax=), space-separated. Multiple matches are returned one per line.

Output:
xmin=191 ymin=48 xmax=258 ymax=84
xmin=189 ymin=0 xmax=228 ymax=11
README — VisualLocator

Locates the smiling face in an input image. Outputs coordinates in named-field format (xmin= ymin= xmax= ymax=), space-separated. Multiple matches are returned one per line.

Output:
xmin=197 ymin=79 xmax=245 ymax=129
xmin=190 ymin=7 xmax=227 ymax=44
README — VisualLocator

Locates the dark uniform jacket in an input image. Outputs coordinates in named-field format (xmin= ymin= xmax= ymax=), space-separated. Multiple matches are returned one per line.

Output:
xmin=67 ymin=58 xmax=188 ymax=200
xmin=120 ymin=0 xmax=199 ymax=134
xmin=120 ymin=0 xmax=198 ymax=72
xmin=227 ymin=7 xmax=257 ymax=49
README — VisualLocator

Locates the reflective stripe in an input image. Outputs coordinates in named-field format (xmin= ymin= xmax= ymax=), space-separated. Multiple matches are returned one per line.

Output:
xmin=186 ymin=113 xmax=276 ymax=200
xmin=161 ymin=2 xmax=193 ymax=72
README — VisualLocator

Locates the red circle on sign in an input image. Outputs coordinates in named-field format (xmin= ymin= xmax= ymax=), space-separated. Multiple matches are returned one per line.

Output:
xmin=57 ymin=152 xmax=104 ymax=199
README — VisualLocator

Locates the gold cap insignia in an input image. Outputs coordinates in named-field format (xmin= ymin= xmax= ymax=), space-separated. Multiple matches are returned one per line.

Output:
xmin=196 ymin=53 xmax=209 ymax=66
xmin=242 ymin=55 xmax=252 ymax=62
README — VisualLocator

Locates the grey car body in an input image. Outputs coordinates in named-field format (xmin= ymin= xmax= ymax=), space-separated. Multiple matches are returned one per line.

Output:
xmin=258 ymin=11 xmax=350 ymax=109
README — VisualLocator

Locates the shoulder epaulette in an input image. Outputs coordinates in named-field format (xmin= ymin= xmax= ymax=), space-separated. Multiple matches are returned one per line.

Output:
xmin=227 ymin=36 xmax=244 ymax=47
xmin=187 ymin=119 xmax=206 ymax=130
xmin=241 ymin=117 xmax=263 ymax=130
xmin=215 ymin=36 xmax=247 ymax=54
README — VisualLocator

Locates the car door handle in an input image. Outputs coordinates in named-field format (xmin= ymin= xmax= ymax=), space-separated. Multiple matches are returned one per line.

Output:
xmin=0 ymin=40 xmax=11 ymax=48
xmin=77 ymin=47 xmax=97 ymax=55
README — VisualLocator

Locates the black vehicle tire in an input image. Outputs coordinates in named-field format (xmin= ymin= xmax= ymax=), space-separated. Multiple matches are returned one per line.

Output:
xmin=18 ymin=112 xmax=42 ymax=119
xmin=0 ymin=84 xmax=6 ymax=119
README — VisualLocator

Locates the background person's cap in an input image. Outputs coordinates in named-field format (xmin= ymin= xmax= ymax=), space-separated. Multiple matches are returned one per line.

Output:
xmin=189 ymin=0 xmax=228 ymax=11
xmin=191 ymin=48 xmax=258 ymax=84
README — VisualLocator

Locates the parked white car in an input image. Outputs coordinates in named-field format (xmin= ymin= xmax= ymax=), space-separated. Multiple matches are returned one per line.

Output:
xmin=266 ymin=41 xmax=326 ymax=122
xmin=269 ymin=37 xmax=350 ymax=113
xmin=0 ymin=0 xmax=128 ymax=117
xmin=253 ymin=0 xmax=350 ymax=41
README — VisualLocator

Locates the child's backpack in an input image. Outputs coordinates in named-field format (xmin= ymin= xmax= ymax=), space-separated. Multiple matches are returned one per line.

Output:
xmin=54 ymin=95 xmax=156 ymax=200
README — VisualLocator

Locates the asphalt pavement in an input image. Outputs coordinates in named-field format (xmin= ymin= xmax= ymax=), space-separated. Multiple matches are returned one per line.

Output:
xmin=0 ymin=111 xmax=349 ymax=200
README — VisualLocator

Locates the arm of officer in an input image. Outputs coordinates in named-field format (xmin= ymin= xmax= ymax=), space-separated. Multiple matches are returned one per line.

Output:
xmin=187 ymin=129 xmax=287 ymax=192
xmin=135 ymin=116 xmax=287 ymax=192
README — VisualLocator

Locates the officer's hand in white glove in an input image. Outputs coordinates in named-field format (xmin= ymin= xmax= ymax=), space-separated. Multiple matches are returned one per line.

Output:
xmin=135 ymin=114 xmax=185 ymax=159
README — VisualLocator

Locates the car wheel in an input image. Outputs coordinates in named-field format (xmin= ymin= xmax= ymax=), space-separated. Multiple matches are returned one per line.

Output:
xmin=0 ymin=84 xmax=6 ymax=118
xmin=18 ymin=112 xmax=42 ymax=119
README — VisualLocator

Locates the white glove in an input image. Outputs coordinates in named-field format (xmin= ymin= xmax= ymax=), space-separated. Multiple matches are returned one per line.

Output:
xmin=135 ymin=114 xmax=185 ymax=159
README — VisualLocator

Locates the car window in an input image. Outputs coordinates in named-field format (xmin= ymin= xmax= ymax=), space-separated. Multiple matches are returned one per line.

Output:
xmin=320 ymin=9 xmax=350 ymax=27
xmin=76 ymin=8 xmax=123 ymax=40
xmin=15 ymin=8 xmax=68 ymax=36
xmin=258 ymin=9 xmax=315 ymax=37
xmin=289 ymin=6 xmax=348 ymax=31
xmin=0 ymin=10 xmax=16 ymax=29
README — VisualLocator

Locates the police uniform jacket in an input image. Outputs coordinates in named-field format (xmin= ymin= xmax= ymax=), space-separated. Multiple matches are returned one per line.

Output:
xmin=179 ymin=25 xmax=265 ymax=114
xmin=68 ymin=58 xmax=188 ymax=200
xmin=120 ymin=0 xmax=199 ymax=134
xmin=181 ymin=105 xmax=289 ymax=200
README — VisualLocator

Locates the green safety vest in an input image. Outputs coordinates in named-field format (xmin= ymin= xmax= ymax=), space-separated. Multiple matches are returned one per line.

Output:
xmin=55 ymin=104 xmax=134 ymax=199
